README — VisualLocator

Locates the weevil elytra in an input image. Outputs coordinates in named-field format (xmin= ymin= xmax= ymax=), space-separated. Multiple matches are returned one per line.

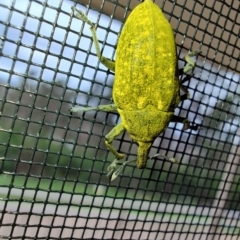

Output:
xmin=70 ymin=0 xmax=201 ymax=180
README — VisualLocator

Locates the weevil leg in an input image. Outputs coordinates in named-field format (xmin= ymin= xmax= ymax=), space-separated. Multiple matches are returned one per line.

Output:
xmin=171 ymin=115 xmax=199 ymax=131
xmin=105 ymin=123 xmax=126 ymax=174
xmin=105 ymin=122 xmax=125 ymax=161
xmin=178 ymin=50 xmax=201 ymax=106
xmin=178 ymin=66 xmax=193 ymax=101
xmin=71 ymin=7 xmax=115 ymax=72
xmin=109 ymin=154 xmax=178 ymax=181
xmin=178 ymin=49 xmax=200 ymax=101
xmin=178 ymin=72 xmax=194 ymax=102
xmin=176 ymin=73 xmax=192 ymax=102
xmin=179 ymin=83 xmax=190 ymax=102
xmin=109 ymin=158 xmax=136 ymax=181
xmin=183 ymin=49 xmax=201 ymax=74
xmin=69 ymin=104 xmax=117 ymax=114
xmin=180 ymin=74 xmax=194 ymax=85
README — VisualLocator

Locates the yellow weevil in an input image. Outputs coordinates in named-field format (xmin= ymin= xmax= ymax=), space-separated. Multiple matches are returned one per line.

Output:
xmin=70 ymin=0 xmax=201 ymax=180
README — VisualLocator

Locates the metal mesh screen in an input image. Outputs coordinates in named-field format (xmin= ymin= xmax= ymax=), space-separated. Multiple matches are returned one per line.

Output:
xmin=0 ymin=0 xmax=239 ymax=239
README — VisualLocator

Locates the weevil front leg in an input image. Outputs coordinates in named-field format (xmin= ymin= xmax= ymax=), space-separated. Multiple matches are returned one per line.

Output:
xmin=105 ymin=123 xmax=126 ymax=174
xmin=69 ymin=104 xmax=117 ymax=114
xmin=71 ymin=7 xmax=115 ymax=72
xmin=110 ymin=153 xmax=178 ymax=181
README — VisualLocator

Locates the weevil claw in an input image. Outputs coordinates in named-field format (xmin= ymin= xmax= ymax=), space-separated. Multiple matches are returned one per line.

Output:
xmin=107 ymin=159 xmax=118 ymax=172
xmin=106 ymin=168 xmax=115 ymax=178
xmin=150 ymin=154 xmax=179 ymax=163
xmin=107 ymin=158 xmax=136 ymax=181
xmin=111 ymin=166 xmax=124 ymax=181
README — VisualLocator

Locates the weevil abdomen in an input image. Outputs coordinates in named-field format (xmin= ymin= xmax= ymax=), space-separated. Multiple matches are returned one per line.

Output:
xmin=114 ymin=0 xmax=180 ymax=112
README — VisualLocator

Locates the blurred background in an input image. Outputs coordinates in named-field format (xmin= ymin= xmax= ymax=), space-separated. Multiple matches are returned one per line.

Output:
xmin=0 ymin=0 xmax=239 ymax=239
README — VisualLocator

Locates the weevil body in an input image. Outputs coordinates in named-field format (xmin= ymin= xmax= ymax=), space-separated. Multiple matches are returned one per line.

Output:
xmin=114 ymin=0 xmax=180 ymax=168
xmin=71 ymin=0 xmax=200 ymax=178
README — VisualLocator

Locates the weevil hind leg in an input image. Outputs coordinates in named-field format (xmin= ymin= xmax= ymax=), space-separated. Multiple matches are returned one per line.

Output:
xmin=175 ymin=50 xmax=201 ymax=128
xmin=183 ymin=49 xmax=201 ymax=74
xmin=105 ymin=122 xmax=125 ymax=160
xmin=71 ymin=7 xmax=115 ymax=72
xmin=69 ymin=104 xmax=117 ymax=114
xmin=178 ymin=49 xmax=201 ymax=100
xmin=178 ymin=71 xmax=197 ymax=102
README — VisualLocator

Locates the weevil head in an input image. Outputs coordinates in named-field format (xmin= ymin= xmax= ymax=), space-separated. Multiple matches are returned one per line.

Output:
xmin=118 ymin=106 xmax=173 ymax=168
xmin=135 ymin=141 xmax=152 ymax=169
xmin=118 ymin=106 xmax=173 ymax=143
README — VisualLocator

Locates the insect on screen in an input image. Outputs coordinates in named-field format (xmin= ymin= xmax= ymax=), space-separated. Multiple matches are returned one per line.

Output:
xmin=0 ymin=0 xmax=239 ymax=239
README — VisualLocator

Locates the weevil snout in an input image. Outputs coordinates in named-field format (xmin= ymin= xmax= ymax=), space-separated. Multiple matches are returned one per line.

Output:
xmin=136 ymin=141 xmax=152 ymax=169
